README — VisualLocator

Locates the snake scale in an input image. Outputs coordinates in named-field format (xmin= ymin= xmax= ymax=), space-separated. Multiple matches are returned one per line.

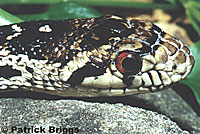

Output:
xmin=0 ymin=15 xmax=194 ymax=97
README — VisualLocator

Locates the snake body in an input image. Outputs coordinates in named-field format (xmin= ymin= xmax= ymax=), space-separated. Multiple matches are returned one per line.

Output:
xmin=0 ymin=15 xmax=194 ymax=97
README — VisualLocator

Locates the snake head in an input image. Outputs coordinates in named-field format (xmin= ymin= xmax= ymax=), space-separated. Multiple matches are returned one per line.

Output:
xmin=108 ymin=17 xmax=195 ymax=94
xmin=80 ymin=15 xmax=194 ymax=96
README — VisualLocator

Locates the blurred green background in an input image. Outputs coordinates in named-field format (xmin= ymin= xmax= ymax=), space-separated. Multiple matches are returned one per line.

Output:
xmin=0 ymin=0 xmax=199 ymax=105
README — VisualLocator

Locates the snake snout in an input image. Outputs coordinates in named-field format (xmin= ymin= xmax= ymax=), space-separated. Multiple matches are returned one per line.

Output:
xmin=156 ymin=36 xmax=195 ymax=83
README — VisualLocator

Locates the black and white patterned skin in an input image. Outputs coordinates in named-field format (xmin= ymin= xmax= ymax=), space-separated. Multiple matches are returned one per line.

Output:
xmin=0 ymin=15 xmax=194 ymax=97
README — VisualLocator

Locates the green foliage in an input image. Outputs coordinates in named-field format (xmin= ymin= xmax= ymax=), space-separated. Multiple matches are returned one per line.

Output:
xmin=0 ymin=8 xmax=23 ymax=26
xmin=180 ymin=0 xmax=200 ymax=36
xmin=48 ymin=2 xmax=101 ymax=20
xmin=0 ymin=0 xmax=177 ymax=9
xmin=18 ymin=2 xmax=101 ymax=21
xmin=17 ymin=12 xmax=49 ymax=21
xmin=70 ymin=0 xmax=177 ymax=9
xmin=0 ymin=0 xmax=60 ymax=4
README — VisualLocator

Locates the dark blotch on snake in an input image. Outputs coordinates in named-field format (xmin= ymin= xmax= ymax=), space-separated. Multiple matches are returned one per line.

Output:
xmin=148 ymin=72 xmax=154 ymax=86
xmin=152 ymin=45 xmax=159 ymax=56
xmin=26 ymin=66 xmax=34 ymax=73
xmin=0 ymin=65 xmax=21 ymax=79
xmin=157 ymin=71 xmax=163 ymax=87
xmin=151 ymin=24 xmax=162 ymax=33
xmin=148 ymin=31 xmax=158 ymax=45
xmin=66 ymin=63 xmax=106 ymax=87
xmin=78 ymin=18 xmax=128 ymax=50
xmin=122 ymin=76 xmax=134 ymax=87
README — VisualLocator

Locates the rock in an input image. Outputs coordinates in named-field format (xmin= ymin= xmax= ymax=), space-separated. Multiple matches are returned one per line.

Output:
xmin=134 ymin=87 xmax=200 ymax=134
xmin=0 ymin=98 xmax=189 ymax=134
xmin=81 ymin=87 xmax=200 ymax=134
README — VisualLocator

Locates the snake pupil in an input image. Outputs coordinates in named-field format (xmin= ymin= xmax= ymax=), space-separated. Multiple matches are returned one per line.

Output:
xmin=122 ymin=57 xmax=136 ymax=72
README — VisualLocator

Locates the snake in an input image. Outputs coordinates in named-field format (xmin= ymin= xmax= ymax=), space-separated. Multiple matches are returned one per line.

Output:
xmin=0 ymin=15 xmax=194 ymax=97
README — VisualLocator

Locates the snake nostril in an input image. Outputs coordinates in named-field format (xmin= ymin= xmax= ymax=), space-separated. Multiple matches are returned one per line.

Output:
xmin=172 ymin=64 xmax=177 ymax=70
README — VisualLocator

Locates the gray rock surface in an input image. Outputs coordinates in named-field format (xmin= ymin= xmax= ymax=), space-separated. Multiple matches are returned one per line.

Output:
xmin=134 ymin=88 xmax=200 ymax=134
xmin=83 ymin=87 xmax=200 ymax=134
xmin=0 ymin=98 xmax=189 ymax=134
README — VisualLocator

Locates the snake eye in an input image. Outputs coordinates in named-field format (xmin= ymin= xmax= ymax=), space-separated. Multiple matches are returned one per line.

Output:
xmin=116 ymin=51 xmax=142 ymax=75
